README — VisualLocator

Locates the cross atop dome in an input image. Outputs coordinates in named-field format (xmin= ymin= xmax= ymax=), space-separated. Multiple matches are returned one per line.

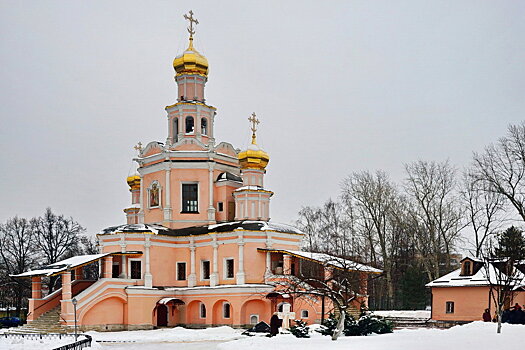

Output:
xmin=183 ymin=10 xmax=199 ymax=40
xmin=248 ymin=112 xmax=259 ymax=144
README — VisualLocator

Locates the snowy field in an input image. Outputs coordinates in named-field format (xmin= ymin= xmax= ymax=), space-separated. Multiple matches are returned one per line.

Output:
xmin=0 ymin=322 xmax=523 ymax=350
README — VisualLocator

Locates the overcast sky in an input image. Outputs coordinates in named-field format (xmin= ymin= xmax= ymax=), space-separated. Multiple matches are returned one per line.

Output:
xmin=1 ymin=1 xmax=524 ymax=235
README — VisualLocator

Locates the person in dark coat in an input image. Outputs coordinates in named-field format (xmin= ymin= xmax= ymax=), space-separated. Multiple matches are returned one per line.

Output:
xmin=482 ymin=309 xmax=491 ymax=322
xmin=269 ymin=312 xmax=282 ymax=337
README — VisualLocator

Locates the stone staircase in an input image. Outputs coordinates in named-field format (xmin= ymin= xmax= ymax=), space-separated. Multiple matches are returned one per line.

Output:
xmin=7 ymin=306 xmax=70 ymax=334
xmin=333 ymin=305 xmax=361 ymax=320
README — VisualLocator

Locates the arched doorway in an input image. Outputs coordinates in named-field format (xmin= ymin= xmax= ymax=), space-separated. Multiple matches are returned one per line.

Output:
xmin=157 ymin=304 xmax=168 ymax=327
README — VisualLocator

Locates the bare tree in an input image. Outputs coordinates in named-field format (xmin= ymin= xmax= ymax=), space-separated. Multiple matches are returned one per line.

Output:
xmin=33 ymin=208 xmax=84 ymax=291
xmin=296 ymin=199 xmax=357 ymax=257
xmin=0 ymin=217 xmax=37 ymax=317
xmin=461 ymin=171 xmax=505 ymax=257
xmin=404 ymin=160 xmax=464 ymax=281
xmin=341 ymin=171 xmax=401 ymax=309
xmin=275 ymin=254 xmax=376 ymax=340
xmin=481 ymin=226 xmax=525 ymax=333
xmin=472 ymin=122 xmax=525 ymax=222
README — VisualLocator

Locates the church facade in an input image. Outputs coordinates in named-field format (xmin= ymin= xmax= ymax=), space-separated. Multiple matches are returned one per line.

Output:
xmin=15 ymin=12 xmax=381 ymax=331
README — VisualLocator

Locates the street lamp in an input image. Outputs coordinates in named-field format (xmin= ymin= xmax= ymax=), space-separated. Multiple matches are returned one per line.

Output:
xmin=72 ymin=298 xmax=78 ymax=341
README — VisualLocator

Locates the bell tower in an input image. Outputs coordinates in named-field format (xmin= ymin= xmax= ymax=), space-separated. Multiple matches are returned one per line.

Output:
xmin=166 ymin=10 xmax=215 ymax=148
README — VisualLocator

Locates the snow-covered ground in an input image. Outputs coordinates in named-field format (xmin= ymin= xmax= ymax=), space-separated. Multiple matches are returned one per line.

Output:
xmin=1 ymin=322 xmax=522 ymax=350
xmin=371 ymin=310 xmax=431 ymax=318
xmin=0 ymin=334 xmax=100 ymax=350
xmin=87 ymin=326 xmax=244 ymax=343
xmin=218 ymin=322 xmax=523 ymax=350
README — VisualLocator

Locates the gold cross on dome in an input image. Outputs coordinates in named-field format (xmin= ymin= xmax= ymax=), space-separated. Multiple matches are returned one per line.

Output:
xmin=248 ymin=112 xmax=259 ymax=144
xmin=134 ymin=142 xmax=143 ymax=154
xmin=183 ymin=10 xmax=199 ymax=39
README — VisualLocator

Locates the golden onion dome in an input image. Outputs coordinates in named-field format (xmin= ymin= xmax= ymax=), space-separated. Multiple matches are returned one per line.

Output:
xmin=173 ymin=38 xmax=209 ymax=76
xmin=238 ymin=136 xmax=270 ymax=170
xmin=126 ymin=175 xmax=141 ymax=191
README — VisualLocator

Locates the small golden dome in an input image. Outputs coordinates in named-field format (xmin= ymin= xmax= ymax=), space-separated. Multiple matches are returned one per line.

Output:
xmin=126 ymin=175 xmax=141 ymax=191
xmin=238 ymin=138 xmax=270 ymax=170
xmin=173 ymin=38 xmax=209 ymax=77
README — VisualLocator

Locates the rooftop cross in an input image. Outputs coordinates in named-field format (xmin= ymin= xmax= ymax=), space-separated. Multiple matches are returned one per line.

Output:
xmin=134 ymin=142 xmax=143 ymax=154
xmin=183 ymin=10 xmax=199 ymax=40
xmin=248 ymin=112 xmax=260 ymax=144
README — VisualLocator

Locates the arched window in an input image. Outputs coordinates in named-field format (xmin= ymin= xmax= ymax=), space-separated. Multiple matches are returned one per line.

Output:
xmin=200 ymin=303 xmax=206 ymax=318
xmin=173 ymin=118 xmax=179 ymax=143
xmin=185 ymin=116 xmax=194 ymax=133
xmin=223 ymin=302 xmax=231 ymax=319
xmin=201 ymin=118 xmax=208 ymax=135
xmin=149 ymin=181 xmax=160 ymax=208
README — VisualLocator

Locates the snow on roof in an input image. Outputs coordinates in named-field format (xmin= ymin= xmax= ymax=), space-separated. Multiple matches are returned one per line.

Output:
xmin=234 ymin=185 xmax=269 ymax=192
xmin=260 ymin=248 xmax=382 ymax=274
xmin=11 ymin=253 xmax=110 ymax=278
xmin=426 ymin=262 xmax=525 ymax=288
xmin=245 ymin=221 xmax=304 ymax=235
xmin=99 ymin=223 xmax=171 ymax=235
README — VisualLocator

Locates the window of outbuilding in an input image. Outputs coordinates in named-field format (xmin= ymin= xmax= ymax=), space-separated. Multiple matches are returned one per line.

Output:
xmin=301 ymin=310 xmax=309 ymax=318
xmin=462 ymin=261 xmax=472 ymax=276
xmin=446 ymin=301 xmax=454 ymax=314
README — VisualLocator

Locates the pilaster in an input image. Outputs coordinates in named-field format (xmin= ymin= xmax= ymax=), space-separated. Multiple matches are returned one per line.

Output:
xmin=236 ymin=232 xmax=245 ymax=285
xmin=144 ymin=236 xmax=153 ymax=288
xmin=188 ymin=237 xmax=196 ymax=287
xmin=210 ymin=236 xmax=218 ymax=287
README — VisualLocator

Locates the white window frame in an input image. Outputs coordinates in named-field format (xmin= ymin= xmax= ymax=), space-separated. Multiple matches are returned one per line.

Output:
xmin=249 ymin=314 xmax=259 ymax=324
xmin=223 ymin=258 xmax=235 ymax=279
xmin=176 ymin=261 xmax=187 ymax=281
xmin=147 ymin=180 xmax=162 ymax=209
xmin=181 ymin=181 xmax=199 ymax=213
xmin=446 ymin=301 xmax=454 ymax=314
xmin=301 ymin=310 xmax=309 ymax=319
xmin=129 ymin=258 xmax=143 ymax=280
xmin=201 ymin=260 xmax=211 ymax=281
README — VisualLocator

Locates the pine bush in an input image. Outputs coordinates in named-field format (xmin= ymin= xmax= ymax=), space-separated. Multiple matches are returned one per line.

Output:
xmin=290 ymin=320 xmax=310 ymax=338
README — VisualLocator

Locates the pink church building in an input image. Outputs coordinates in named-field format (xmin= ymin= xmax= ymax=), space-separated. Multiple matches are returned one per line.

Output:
xmin=14 ymin=13 xmax=381 ymax=332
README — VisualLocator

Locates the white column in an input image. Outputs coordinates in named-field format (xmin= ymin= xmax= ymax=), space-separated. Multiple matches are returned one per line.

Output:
xmin=144 ymin=236 xmax=153 ymax=288
xmin=207 ymin=164 xmax=216 ymax=222
xmin=265 ymin=233 xmax=273 ymax=281
xmin=120 ymin=237 xmax=128 ymax=278
xmin=138 ymin=173 xmax=145 ymax=223
xmin=210 ymin=236 xmax=219 ymax=287
xmin=164 ymin=165 xmax=172 ymax=221
xmin=236 ymin=232 xmax=245 ymax=285
xmin=188 ymin=237 xmax=196 ymax=287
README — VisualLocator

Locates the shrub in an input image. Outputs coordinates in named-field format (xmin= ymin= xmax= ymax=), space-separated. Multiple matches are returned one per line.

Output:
xmin=290 ymin=319 xmax=310 ymax=338
xmin=318 ymin=313 xmax=393 ymax=337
